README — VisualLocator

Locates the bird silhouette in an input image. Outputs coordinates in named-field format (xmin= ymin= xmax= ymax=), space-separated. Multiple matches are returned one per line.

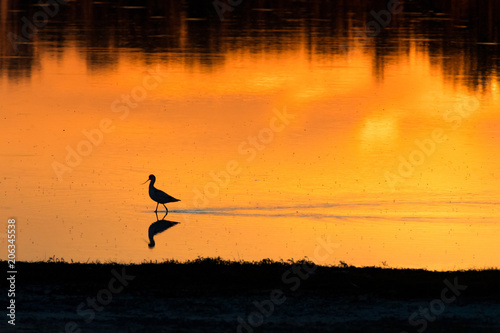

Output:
xmin=148 ymin=212 xmax=179 ymax=248
xmin=143 ymin=174 xmax=180 ymax=214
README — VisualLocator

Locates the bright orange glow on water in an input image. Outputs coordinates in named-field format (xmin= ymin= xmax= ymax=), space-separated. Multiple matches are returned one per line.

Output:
xmin=1 ymin=0 xmax=500 ymax=270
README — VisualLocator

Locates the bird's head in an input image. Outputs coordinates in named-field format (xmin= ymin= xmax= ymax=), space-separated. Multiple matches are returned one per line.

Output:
xmin=142 ymin=174 xmax=156 ymax=184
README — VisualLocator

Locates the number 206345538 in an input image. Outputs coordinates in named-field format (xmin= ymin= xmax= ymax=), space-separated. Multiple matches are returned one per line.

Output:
xmin=8 ymin=219 xmax=16 ymax=263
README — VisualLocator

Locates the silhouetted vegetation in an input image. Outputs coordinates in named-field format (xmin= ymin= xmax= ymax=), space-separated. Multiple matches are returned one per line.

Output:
xmin=4 ymin=257 xmax=499 ymax=299
xmin=2 ymin=258 xmax=499 ymax=332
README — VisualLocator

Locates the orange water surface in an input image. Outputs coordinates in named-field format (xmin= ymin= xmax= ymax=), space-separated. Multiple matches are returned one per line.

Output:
xmin=1 ymin=0 xmax=499 ymax=270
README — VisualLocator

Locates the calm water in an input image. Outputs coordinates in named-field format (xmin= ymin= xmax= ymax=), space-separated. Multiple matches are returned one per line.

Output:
xmin=1 ymin=0 xmax=500 ymax=270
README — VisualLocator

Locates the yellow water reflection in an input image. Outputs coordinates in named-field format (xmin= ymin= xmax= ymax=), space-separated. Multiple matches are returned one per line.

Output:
xmin=1 ymin=0 xmax=500 ymax=270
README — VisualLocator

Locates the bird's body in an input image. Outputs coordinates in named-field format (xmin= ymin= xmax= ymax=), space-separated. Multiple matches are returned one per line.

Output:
xmin=149 ymin=184 xmax=179 ymax=204
xmin=144 ymin=174 xmax=180 ymax=213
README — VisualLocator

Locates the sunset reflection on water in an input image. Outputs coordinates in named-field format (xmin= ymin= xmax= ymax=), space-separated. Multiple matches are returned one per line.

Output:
xmin=1 ymin=0 xmax=499 ymax=270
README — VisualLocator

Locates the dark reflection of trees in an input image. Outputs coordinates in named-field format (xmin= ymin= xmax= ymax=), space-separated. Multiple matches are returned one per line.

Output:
xmin=0 ymin=0 xmax=499 ymax=90
xmin=0 ymin=0 xmax=36 ymax=82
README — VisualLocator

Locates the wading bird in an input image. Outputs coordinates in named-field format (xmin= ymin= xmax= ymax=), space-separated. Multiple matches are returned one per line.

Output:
xmin=143 ymin=174 xmax=180 ymax=214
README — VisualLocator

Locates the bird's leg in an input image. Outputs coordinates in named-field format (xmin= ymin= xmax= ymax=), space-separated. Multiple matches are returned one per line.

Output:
xmin=163 ymin=204 xmax=168 ymax=215
xmin=155 ymin=202 xmax=159 ymax=213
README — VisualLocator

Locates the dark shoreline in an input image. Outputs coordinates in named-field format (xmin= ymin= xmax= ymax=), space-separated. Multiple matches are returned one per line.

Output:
xmin=2 ymin=259 xmax=500 ymax=332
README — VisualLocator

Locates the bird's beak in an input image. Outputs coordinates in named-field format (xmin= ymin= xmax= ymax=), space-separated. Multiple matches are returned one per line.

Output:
xmin=142 ymin=179 xmax=150 ymax=185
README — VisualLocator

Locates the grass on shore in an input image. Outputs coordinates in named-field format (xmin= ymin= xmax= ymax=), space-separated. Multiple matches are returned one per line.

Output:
xmin=4 ymin=257 xmax=499 ymax=300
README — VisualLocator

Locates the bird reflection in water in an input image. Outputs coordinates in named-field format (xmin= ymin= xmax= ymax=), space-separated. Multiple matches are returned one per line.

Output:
xmin=148 ymin=211 xmax=179 ymax=248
